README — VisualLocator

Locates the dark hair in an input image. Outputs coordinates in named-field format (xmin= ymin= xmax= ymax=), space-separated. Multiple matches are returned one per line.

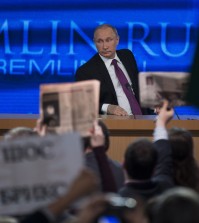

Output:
xmin=82 ymin=136 xmax=91 ymax=150
xmin=124 ymin=138 xmax=157 ymax=180
xmin=151 ymin=187 xmax=199 ymax=223
xmin=82 ymin=120 xmax=110 ymax=151
xmin=98 ymin=120 xmax=110 ymax=152
xmin=4 ymin=127 xmax=37 ymax=140
xmin=168 ymin=127 xmax=199 ymax=192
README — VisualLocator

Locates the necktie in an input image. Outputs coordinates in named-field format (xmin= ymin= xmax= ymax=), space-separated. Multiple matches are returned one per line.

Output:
xmin=111 ymin=59 xmax=142 ymax=115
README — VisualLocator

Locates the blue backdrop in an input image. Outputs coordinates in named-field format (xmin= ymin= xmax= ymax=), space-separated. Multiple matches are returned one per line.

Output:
xmin=0 ymin=0 xmax=199 ymax=114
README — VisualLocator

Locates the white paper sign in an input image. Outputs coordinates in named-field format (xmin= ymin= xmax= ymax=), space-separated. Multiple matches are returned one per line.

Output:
xmin=0 ymin=133 xmax=84 ymax=215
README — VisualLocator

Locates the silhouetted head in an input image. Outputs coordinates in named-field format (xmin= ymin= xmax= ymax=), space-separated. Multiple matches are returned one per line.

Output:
xmin=4 ymin=127 xmax=37 ymax=140
xmin=168 ymin=127 xmax=199 ymax=191
xmin=168 ymin=127 xmax=193 ymax=161
xmin=124 ymin=138 xmax=158 ymax=180
xmin=148 ymin=187 xmax=199 ymax=223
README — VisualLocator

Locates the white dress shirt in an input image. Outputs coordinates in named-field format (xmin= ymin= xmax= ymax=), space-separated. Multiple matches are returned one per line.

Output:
xmin=99 ymin=54 xmax=133 ymax=115
xmin=153 ymin=126 xmax=168 ymax=141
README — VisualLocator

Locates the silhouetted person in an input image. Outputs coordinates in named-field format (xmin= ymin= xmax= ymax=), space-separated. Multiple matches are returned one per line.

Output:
xmin=168 ymin=127 xmax=199 ymax=192
xmin=119 ymin=100 xmax=174 ymax=201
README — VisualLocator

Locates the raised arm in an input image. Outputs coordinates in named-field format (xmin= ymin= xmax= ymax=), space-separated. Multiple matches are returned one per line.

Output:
xmin=153 ymin=100 xmax=174 ymax=184
xmin=90 ymin=122 xmax=117 ymax=192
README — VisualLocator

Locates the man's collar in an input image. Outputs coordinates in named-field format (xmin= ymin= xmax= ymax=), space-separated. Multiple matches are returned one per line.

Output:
xmin=99 ymin=53 xmax=121 ymax=67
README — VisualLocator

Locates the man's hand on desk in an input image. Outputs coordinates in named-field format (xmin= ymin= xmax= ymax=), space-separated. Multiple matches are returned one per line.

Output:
xmin=107 ymin=105 xmax=128 ymax=116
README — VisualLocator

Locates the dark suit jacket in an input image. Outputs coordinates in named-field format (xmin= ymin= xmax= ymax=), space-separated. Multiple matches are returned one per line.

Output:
xmin=118 ymin=139 xmax=174 ymax=201
xmin=75 ymin=49 xmax=140 ymax=114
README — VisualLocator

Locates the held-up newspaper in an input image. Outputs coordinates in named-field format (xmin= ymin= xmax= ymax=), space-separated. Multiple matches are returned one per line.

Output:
xmin=40 ymin=80 xmax=100 ymax=135
xmin=139 ymin=72 xmax=190 ymax=108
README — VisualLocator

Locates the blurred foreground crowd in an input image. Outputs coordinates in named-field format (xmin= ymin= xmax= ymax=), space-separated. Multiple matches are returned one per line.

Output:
xmin=1 ymin=100 xmax=199 ymax=223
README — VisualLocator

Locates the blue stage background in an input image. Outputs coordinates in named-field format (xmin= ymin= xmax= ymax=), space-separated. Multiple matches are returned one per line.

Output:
xmin=0 ymin=0 xmax=199 ymax=114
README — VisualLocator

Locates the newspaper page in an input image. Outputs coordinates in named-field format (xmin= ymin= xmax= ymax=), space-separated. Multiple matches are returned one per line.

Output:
xmin=139 ymin=72 xmax=190 ymax=108
xmin=40 ymin=80 xmax=100 ymax=135
xmin=0 ymin=133 xmax=84 ymax=215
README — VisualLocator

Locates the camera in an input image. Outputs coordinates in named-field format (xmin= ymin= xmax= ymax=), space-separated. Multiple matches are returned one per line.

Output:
xmin=95 ymin=194 xmax=137 ymax=223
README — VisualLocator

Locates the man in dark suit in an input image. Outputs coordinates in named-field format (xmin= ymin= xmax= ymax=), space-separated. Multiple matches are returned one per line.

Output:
xmin=75 ymin=24 xmax=141 ymax=116
xmin=119 ymin=100 xmax=175 ymax=201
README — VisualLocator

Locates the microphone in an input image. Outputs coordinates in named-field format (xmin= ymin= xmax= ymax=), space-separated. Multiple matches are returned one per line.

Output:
xmin=125 ymin=83 xmax=135 ymax=95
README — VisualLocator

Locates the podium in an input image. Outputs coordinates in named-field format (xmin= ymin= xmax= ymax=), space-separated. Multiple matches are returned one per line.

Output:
xmin=0 ymin=114 xmax=199 ymax=163
xmin=100 ymin=115 xmax=199 ymax=163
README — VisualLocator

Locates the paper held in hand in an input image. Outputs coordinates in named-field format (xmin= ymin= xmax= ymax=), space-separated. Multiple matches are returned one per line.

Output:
xmin=139 ymin=72 xmax=190 ymax=108
xmin=40 ymin=80 xmax=100 ymax=135
xmin=0 ymin=133 xmax=84 ymax=215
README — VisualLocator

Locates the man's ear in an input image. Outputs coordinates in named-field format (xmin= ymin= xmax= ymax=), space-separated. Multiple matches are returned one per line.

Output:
xmin=116 ymin=36 xmax=120 ymax=45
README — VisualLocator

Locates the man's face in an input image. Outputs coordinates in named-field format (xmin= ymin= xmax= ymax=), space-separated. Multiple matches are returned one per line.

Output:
xmin=94 ymin=27 xmax=119 ymax=59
